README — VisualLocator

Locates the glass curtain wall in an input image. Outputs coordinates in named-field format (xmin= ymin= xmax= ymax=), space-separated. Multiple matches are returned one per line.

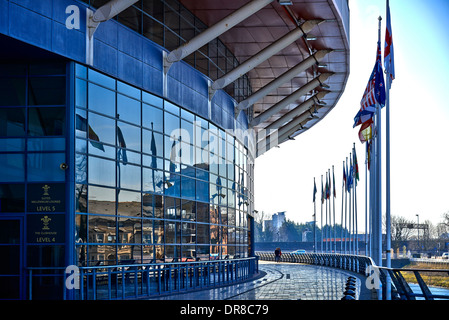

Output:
xmin=74 ymin=64 xmax=252 ymax=267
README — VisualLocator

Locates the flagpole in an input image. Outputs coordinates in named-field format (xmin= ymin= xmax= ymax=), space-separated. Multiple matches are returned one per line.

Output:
xmin=321 ymin=174 xmax=324 ymax=253
xmin=341 ymin=161 xmax=344 ymax=253
xmin=314 ymin=177 xmax=317 ymax=253
xmin=344 ymin=158 xmax=348 ymax=254
xmin=365 ymin=143 xmax=369 ymax=255
xmin=332 ymin=165 xmax=337 ymax=253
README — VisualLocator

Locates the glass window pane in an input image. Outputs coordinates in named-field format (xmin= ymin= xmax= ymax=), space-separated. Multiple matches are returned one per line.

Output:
xmin=27 ymin=137 xmax=65 ymax=151
xmin=0 ymin=78 xmax=26 ymax=106
xmin=28 ymin=107 xmax=65 ymax=136
xmin=117 ymin=190 xmax=141 ymax=217
xmin=28 ymin=77 xmax=65 ymax=105
xmin=164 ymin=197 xmax=180 ymax=219
xmin=142 ymin=129 xmax=163 ymax=158
xmin=117 ymin=94 xmax=140 ymax=125
xmin=75 ymin=184 xmax=87 ymax=213
xmin=0 ymin=184 xmax=25 ymax=212
xmin=117 ymin=163 xmax=141 ymax=191
xmin=142 ymin=168 xmax=163 ymax=194
xmin=88 ymin=186 xmax=115 ymax=215
xmin=75 ymin=79 xmax=87 ymax=108
xmin=142 ymin=103 xmax=163 ymax=132
xmin=164 ymin=111 xmax=179 ymax=138
xmin=0 ymin=138 xmax=25 ymax=152
xmin=181 ymin=200 xmax=195 ymax=221
xmin=180 ymin=175 xmax=195 ymax=200
xmin=75 ymin=152 xmax=87 ymax=184
xmin=117 ymin=81 xmax=140 ymax=100
xmin=0 ymin=107 xmax=26 ymax=136
xmin=88 ymin=69 xmax=115 ymax=90
xmin=196 ymin=202 xmax=209 ymax=224
xmin=117 ymin=122 xmax=141 ymax=152
xmin=88 ymin=112 xmax=115 ymax=146
xmin=27 ymin=153 xmax=65 ymax=182
xmin=88 ymin=156 xmax=116 ymax=187
xmin=88 ymin=83 xmax=116 ymax=117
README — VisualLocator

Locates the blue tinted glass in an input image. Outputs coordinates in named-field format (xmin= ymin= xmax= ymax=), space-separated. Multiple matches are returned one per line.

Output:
xmin=180 ymin=119 xmax=193 ymax=145
xmin=165 ymin=173 xmax=180 ymax=197
xmin=0 ymin=154 xmax=24 ymax=182
xmin=117 ymin=122 xmax=141 ymax=152
xmin=28 ymin=107 xmax=65 ymax=136
xmin=143 ymin=155 xmax=163 ymax=170
xmin=88 ymin=139 xmax=115 ymax=159
xmin=88 ymin=185 xmax=116 ymax=215
xmin=164 ymin=111 xmax=180 ymax=138
xmin=122 ymin=150 xmax=141 ymax=165
xmin=142 ymin=168 xmax=163 ymax=193
xmin=117 ymin=81 xmax=140 ymax=100
xmin=27 ymin=138 xmax=65 ymax=151
xmin=27 ymin=152 xmax=65 ymax=182
xmin=28 ymin=77 xmax=65 ymax=106
xmin=164 ymin=101 xmax=179 ymax=116
xmin=0 ymin=138 xmax=25 ymax=152
xmin=75 ymin=79 xmax=87 ymax=108
xmin=195 ymin=180 xmax=209 ymax=202
xmin=180 ymin=108 xmax=194 ymax=122
xmin=75 ymin=64 xmax=87 ymax=78
xmin=88 ymin=112 xmax=115 ymax=146
xmin=181 ymin=175 xmax=195 ymax=200
xmin=88 ymin=69 xmax=115 ymax=89
xmin=118 ymin=163 xmax=141 ymax=191
xmin=75 ymin=153 xmax=87 ymax=183
xmin=180 ymin=142 xmax=193 ymax=166
xmin=0 ymin=107 xmax=26 ymax=136
xmin=88 ymin=156 xmax=116 ymax=187
xmin=0 ymin=78 xmax=26 ymax=106
xmin=142 ymin=92 xmax=163 ymax=108
xmin=142 ymin=103 xmax=163 ymax=132
xmin=117 ymin=94 xmax=140 ymax=125
xmin=88 ymin=83 xmax=116 ymax=117
xmin=142 ymin=129 xmax=163 ymax=158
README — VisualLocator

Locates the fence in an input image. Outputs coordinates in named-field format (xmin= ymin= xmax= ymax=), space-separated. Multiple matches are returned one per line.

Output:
xmin=27 ymin=257 xmax=259 ymax=300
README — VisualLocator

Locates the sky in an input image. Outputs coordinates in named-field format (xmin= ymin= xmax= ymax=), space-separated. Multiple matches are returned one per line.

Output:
xmin=254 ymin=0 xmax=449 ymax=230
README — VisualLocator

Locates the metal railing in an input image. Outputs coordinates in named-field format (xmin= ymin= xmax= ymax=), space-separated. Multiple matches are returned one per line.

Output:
xmin=256 ymin=252 xmax=449 ymax=300
xmin=27 ymin=257 xmax=258 ymax=300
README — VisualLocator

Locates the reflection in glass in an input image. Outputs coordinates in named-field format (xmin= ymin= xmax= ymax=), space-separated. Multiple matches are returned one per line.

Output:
xmin=88 ymin=156 xmax=116 ymax=187
xmin=142 ymin=220 xmax=153 ymax=244
xmin=28 ymin=107 xmax=65 ymax=136
xmin=142 ymin=129 xmax=163 ymax=158
xmin=142 ymin=103 xmax=163 ymax=132
xmin=0 ymin=154 xmax=24 ymax=182
xmin=164 ymin=197 xmax=180 ymax=219
xmin=88 ymin=83 xmax=116 ymax=117
xmin=119 ymin=217 xmax=141 ymax=243
xmin=117 ymin=190 xmax=141 ymax=217
xmin=88 ymin=186 xmax=115 ymax=215
xmin=0 ymin=183 xmax=25 ymax=212
xmin=142 ymin=168 xmax=163 ymax=194
xmin=28 ymin=77 xmax=65 ymax=106
xmin=181 ymin=222 xmax=195 ymax=244
xmin=75 ymin=213 xmax=87 ymax=243
xmin=75 ymin=184 xmax=87 ymax=213
xmin=0 ymin=107 xmax=26 ymax=136
xmin=117 ymin=163 xmax=141 ymax=191
xmin=117 ymin=94 xmax=141 ymax=125
xmin=117 ymin=121 xmax=141 ymax=152
xmin=88 ymin=112 xmax=115 ymax=146
xmin=165 ymin=221 xmax=180 ymax=244
xmin=27 ymin=152 xmax=65 ymax=182
xmin=88 ymin=244 xmax=116 ymax=266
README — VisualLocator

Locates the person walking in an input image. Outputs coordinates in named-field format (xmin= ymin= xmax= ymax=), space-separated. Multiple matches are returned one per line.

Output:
xmin=274 ymin=247 xmax=281 ymax=263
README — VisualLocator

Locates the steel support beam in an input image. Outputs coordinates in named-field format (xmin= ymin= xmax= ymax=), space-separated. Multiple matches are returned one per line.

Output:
xmin=210 ymin=20 xmax=325 ymax=98
xmin=235 ymin=49 xmax=332 ymax=111
xmin=86 ymin=0 xmax=139 ymax=65
xmin=250 ymin=72 xmax=333 ymax=127
xmin=163 ymin=0 xmax=274 ymax=74
xmin=262 ymin=90 xmax=329 ymax=133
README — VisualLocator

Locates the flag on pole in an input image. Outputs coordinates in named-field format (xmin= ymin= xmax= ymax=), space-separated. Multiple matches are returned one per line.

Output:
xmin=333 ymin=168 xmax=336 ymax=198
xmin=321 ymin=176 xmax=324 ymax=204
xmin=353 ymin=146 xmax=359 ymax=183
xmin=343 ymin=163 xmax=347 ymax=190
xmin=313 ymin=178 xmax=317 ymax=203
xmin=325 ymin=173 xmax=330 ymax=199
xmin=385 ymin=0 xmax=395 ymax=88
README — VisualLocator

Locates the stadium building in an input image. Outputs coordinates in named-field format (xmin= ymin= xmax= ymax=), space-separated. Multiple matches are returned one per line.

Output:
xmin=0 ymin=0 xmax=349 ymax=299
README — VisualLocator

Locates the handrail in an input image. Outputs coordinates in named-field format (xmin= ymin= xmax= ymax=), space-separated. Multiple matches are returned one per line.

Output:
xmin=256 ymin=251 xmax=449 ymax=300
xmin=27 ymin=257 xmax=259 ymax=300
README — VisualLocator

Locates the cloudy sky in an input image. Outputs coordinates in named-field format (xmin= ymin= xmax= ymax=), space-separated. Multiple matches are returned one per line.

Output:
xmin=254 ymin=0 xmax=449 ymax=230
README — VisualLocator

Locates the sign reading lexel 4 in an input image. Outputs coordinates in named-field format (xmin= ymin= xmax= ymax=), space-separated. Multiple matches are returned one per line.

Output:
xmin=27 ymin=214 xmax=65 ymax=244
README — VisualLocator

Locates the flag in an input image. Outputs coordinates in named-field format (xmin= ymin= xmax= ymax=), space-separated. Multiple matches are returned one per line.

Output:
xmin=343 ymin=163 xmax=347 ymax=190
xmin=325 ymin=173 xmax=330 ymax=199
xmin=333 ymin=168 xmax=336 ymax=198
xmin=366 ymin=140 xmax=372 ymax=171
xmin=321 ymin=177 xmax=324 ymax=204
xmin=150 ymin=125 xmax=158 ymax=168
xmin=358 ymin=117 xmax=373 ymax=143
xmin=353 ymin=147 xmax=359 ymax=183
xmin=353 ymin=41 xmax=386 ymax=128
xmin=313 ymin=178 xmax=317 ymax=203
xmin=75 ymin=114 xmax=104 ymax=151
xmin=385 ymin=0 xmax=395 ymax=88
xmin=117 ymin=126 xmax=128 ymax=165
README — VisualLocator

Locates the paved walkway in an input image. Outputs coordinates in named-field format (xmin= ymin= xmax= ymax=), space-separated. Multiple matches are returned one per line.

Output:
xmin=149 ymin=261 xmax=373 ymax=300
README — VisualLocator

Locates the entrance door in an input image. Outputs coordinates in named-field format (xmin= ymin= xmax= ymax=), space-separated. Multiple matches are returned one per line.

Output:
xmin=0 ymin=218 xmax=23 ymax=300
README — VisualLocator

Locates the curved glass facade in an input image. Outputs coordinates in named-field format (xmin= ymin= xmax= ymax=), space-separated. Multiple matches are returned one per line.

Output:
xmin=74 ymin=64 xmax=254 ymax=267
